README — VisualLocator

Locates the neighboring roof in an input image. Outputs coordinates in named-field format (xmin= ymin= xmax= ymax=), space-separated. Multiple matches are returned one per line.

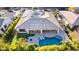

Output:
xmin=2 ymin=12 xmax=15 ymax=18
xmin=0 ymin=18 xmax=4 ymax=27
xmin=0 ymin=17 xmax=12 ymax=28
xmin=0 ymin=9 xmax=16 ymax=17
xmin=15 ymin=9 xmax=63 ymax=30
xmin=0 ymin=11 xmax=15 ymax=27
xmin=59 ymin=11 xmax=79 ymax=25
xmin=0 ymin=10 xmax=8 ymax=15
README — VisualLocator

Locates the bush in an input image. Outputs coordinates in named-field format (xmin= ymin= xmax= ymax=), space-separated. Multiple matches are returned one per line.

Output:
xmin=0 ymin=37 xmax=6 ymax=51
xmin=57 ymin=44 xmax=67 ymax=51
xmin=24 ymin=44 xmax=38 ymax=51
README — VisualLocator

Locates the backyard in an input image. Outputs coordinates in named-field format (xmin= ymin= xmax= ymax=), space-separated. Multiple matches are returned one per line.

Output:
xmin=0 ymin=7 xmax=79 ymax=51
xmin=0 ymin=26 xmax=79 ymax=51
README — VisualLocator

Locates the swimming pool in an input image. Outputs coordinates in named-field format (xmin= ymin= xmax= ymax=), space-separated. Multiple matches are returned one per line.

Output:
xmin=39 ymin=35 xmax=63 ymax=46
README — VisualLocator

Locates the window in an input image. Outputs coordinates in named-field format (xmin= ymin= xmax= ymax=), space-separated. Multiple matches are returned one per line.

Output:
xmin=1 ymin=28 xmax=5 ymax=32
xmin=59 ymin=15 xmax=63 ymax=19
xmin=4 ymin=25 xmax=7 ymax=28
xmin=19 ymin=29 xmax=25 ymax=32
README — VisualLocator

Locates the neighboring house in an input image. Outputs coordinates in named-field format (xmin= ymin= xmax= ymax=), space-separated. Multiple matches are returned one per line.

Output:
xmin=15 ymin=9 xmax=68 ymax=42
xmin=59 ymin=11 xmax=79 ymax=28
xmin=0 ymin=10 xmax=17 ymax=36
xmin=0 ymin=18 xmax=4 ymax=35
xmin=9 ymin=7 xmax=25 ymax=13
xmin=0 ymin=10 xmax=8 ymax=16
xmin=0 ymin=17 xmax=11 ymax=35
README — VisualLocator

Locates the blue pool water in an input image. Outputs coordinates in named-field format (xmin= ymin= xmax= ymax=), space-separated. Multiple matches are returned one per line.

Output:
xmin=39 ymin=35 xmax=63 ymax=46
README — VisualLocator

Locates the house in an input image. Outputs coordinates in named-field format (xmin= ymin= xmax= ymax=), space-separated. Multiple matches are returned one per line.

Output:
xmin=0 ymin=17 xmax=12 ymax=35
xmin=0 ymin=9 xmax=17 ymax=36
xmin=15 ymin=9 xmax=63 ymax=35
xmin=59 ymin=11 xmax=79 ymax=31
xmin=15 ymin=9 xmax=68 ymax=44
xmin=0 ymin=10 xmax=8 ymax=16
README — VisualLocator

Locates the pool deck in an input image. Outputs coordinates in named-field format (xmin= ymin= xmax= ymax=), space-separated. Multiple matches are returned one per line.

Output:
xmin=27 ymin=31 xmax=68 ymax=45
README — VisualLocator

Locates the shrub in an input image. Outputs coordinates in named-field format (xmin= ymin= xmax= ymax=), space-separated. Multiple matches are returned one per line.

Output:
xmin=0 ymin=37 xmax=5 ymax=46
xmin=25 ymin=44 xmax=38 ymax=51
xmin=57 ymin=44 xmax=67 ymax=51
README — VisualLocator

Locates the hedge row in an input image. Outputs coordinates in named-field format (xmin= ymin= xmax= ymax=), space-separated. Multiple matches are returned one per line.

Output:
xmin=2 ymin=14 xmax=22 ymax=40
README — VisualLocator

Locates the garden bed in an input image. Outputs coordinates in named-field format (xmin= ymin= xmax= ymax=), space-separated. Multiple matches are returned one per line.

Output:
xmin=17 ymin=33 xmax=35 ymax=38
